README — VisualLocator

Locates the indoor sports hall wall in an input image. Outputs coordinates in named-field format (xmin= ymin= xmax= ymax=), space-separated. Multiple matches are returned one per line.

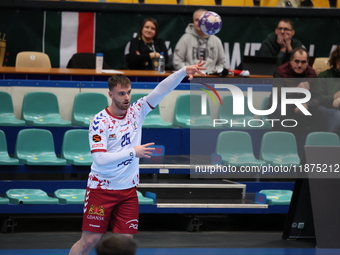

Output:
xmin=1 ymin=7 xmax=339 ymax=69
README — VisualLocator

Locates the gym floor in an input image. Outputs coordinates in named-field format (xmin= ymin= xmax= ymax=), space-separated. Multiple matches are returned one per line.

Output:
xmin=1 ymin=214 xmax=339 ymax=255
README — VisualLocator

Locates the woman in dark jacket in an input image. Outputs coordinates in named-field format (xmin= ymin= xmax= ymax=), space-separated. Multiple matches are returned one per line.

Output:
xmin=128 ymin=17 xmax=168 ymax=70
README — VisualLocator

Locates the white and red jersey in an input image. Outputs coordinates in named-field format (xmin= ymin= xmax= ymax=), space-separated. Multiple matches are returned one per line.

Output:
xmin=88 ymin=96 xmax=152 ymax=190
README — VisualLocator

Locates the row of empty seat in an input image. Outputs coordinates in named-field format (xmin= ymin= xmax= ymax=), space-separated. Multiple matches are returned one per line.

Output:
xmin=1 ymin=127 xmax=338 ymax=167
xmin=216 ymin=131 xmax=340 ymax=167
xmin=0 ymin=91 xmax=272 ymax=129
xmin=0 ymin=129 xmax=90 ymax=166
xmin=0 ymin=189 xmax=154 ymax=205
xmin=61 ymin=0 xmax=340 ymax=8
xmin=0 ymin=91 xmax=108 ymax=127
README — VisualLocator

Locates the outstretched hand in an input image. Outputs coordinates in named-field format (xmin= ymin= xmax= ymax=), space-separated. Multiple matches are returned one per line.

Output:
xmin=186 ymin=58 xmax=207 ymax=80
xmin=134 ymin=142 xmax=155 ymax=158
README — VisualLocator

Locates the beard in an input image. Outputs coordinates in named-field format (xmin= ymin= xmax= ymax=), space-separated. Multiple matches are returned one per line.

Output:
xmin=113 ymin=98 xmax=130 ymax=111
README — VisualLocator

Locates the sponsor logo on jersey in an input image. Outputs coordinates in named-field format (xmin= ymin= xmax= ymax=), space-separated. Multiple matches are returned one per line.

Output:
xmin=117 ymin=158 xmax=133 ymax=167
xmin=109 ymin=134 xmax=117 ymax=139
xmin=120 ymin=127 xmax=129 ymax=133
xmin=131 ymin=121 xmax=138 ymax=131
xmin=92 ymin=134 xmax=102 ymax=142
xmin=92 ymin=144 xmax=104 ymax=148
xmin=88 ymin=205 xmax=105 ymax=216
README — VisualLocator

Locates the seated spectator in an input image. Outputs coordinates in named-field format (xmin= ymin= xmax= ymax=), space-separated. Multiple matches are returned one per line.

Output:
xmin=96 ymin=234 xmax=137 ymax=255
xmin=269 ymin=47 xmax=328 ymax=131
xmin=256 ymin=19 xmax=302 ymax=66
xmin=173 ymin=9 xmax=226 ymax=74
xmin=318 ymin=45 xmax=340 ymax=134
xmin=127 ymin=17 xmax=168 ymax=70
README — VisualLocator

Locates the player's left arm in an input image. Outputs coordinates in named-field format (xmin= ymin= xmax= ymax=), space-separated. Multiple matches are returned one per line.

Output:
xmin=145 ymin=60 xmax=206 ymax=108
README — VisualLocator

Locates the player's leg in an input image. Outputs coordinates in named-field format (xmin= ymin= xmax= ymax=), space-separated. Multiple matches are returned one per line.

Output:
xmin=111 ymin=187 xmax=139 ymax=234
xmin=69 ymin=188 xmax=115 ymax=255
xmin=68 ymin=231 xmax=102 ymax=255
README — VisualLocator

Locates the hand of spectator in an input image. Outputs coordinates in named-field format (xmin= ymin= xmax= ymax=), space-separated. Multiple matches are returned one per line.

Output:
xmin=294 ymin=103 xmax=308 ymax=115
xmin=283 ymin=34 xmax=293 ymax=52
xmin=134 ymin=142 xmax=155 ymax=158
xmin=333 ymin=91 xmax=340 ymax=99
xmin=277 ymin=35 xmax=286 ymax=50
xmin=186 ymin=58 xmax=207 ymax=80
xmin=149 ymin=52 xmax=160 ymax=59
xmin=297 ymin=81 xmax=310 ymax=90
xmin=333 ymin=98 xmax=340 ymax=108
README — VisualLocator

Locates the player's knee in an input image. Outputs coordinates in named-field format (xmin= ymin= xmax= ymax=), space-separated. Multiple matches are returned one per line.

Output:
xmin=81 ymin=233 xmax=102 ymax=250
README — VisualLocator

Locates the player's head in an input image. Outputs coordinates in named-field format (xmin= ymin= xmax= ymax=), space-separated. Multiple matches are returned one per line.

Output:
xmin=329 ymin=45 xmax=340 ymax=71
xmin=290 ymin=47 xmax=309 ymax=74
xmin=108 ymin=74 xmax=131 ymax=91
xmin=139 ymin=17 xmax=159 ymax=41
xmin=193 ymin=9 xmax=207 ymax=37
xmin=275 ymin=18 xmax=295 ymax=38
xmin=108 ymin=74 xmax=132 ymax=111
xmin=96 ymin=234 xmax=137 ymax=255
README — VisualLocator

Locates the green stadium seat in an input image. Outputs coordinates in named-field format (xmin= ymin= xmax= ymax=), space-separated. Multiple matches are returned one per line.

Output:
xmin=137 ymin=190 xmax=154 ymax=204
xmin=257 ymin=189 xmax=292 ymax=205
xmin=61 ymin=129 xmax=92 ymax=166
xmin=6 ymin=189 xmax=59 ymax=204
xmin=305 ymin=132 xmax=340 ymax=146
xmin=131 ymin=93 xmax=172 ymax=128
xmin=54 ymin=189 xmax=86 ymax=204
xmin=15 ymin=129 xmax=67 ymax=165
xmin=260 ymin=131 xmax=300 ymax=166
xmin=218 ymin=95 xmax=260 ymax=129
xmin=173 ymin=94 xmax=214 ymax=128
xmin=0 ymin=130 xmax=20 ymax=165
xmin=216 ymin=131 xmax=266 ymax=167
xmin=21 ymin=92 xmax=71 ymax=126
xmin=0 ymin=91 xmax=26 ymax=126
xmin=72 ymin=92 xmax=108 ymax=127
xmin=260 ymin=96 xmax=272 ymax=129
xmin=0 ymin=197 xmax=10 ymax=204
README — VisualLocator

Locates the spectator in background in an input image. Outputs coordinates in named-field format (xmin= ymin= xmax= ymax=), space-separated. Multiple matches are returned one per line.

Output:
xmin=173 ymin=9 xmax=226 ymax=74
xmin=269 ymin=47 xmax=328 ymax=131
xmin=96 ymin=234 xmax=137 ymax=255
xmin=256 ymin=19 xmax=302 ymax=66
xmin=318 ymin=45 xmax=340 ymax=134
xmin=127 ymin=17 xmax=168 ymax=70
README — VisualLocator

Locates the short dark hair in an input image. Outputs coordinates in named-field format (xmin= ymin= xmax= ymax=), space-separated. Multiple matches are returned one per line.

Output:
xmin=193 ymin=8 xmax=207 ymax=20
xmin=96 ymin=234 xmax=137 ymax=255
xmin=329 ymin=45 xmax=340 ymax=67
xmin=138 ymin=17 xmax=159 ymax=40
xmin=290 ymin=47 xmax=309 ymax=60
xmin=108 ymin=74 xmax=131 ymax=91
xmin=278 ymin=18 xmax=294 ymax=29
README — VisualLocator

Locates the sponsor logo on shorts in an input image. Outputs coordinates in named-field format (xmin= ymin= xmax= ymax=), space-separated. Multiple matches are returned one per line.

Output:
xmin=126 ymin=219 xmax=138 ymax=230
xmin=87 ymin=215 xmax=104 ymax=221
xmin=88 ymin=205 xmax=105 ymax=216
xmin=89 ymin=224 xmax=100 ymax=228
